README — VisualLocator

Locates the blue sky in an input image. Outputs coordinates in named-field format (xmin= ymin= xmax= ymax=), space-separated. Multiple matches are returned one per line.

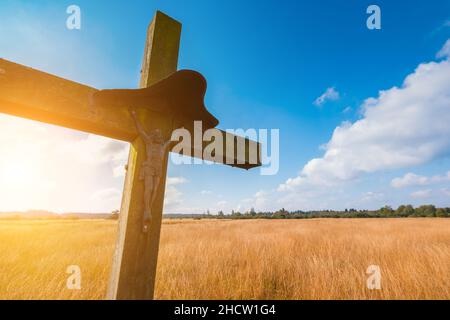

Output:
xmin=0 ymin=0 xmax=449 ymax=213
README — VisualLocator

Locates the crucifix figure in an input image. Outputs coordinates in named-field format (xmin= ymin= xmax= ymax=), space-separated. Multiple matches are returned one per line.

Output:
xmin=0 ymin=10 xmax=261 ymax=300
xmin=129 ymin=108 xmax=172 ymax=232
xmin=91 ymin=67 xmax=220 ymax=235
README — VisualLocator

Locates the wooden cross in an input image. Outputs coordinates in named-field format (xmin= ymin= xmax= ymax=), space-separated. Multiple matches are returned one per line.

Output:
xmin=0 ymin=11 xmax=260 ymax=300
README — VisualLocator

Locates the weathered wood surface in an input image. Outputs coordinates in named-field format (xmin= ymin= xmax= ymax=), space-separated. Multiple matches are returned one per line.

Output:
xmin=106 ymin=10 xmax=180 ymax=300
xmin=0 ymin=58 xmax=260 ymax=169
xmin=0 ymin=58 xmax=130 ymax=139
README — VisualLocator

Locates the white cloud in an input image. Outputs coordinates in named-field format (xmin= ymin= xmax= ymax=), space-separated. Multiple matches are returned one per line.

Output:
xmin=164 ymin=186 xmax=184 ymax=207
xmin=217 ymin=200 xmax=228 ymax=207
xmin=239 ymin=190 xmax=270 ymax=212
xmin=163 ymin=177 xmax=188 ymax=212
xmin=411 ymin=189 xmax=432 ymax=199
xmin=166 ymin=177 xmax=188 ymax=186
xmin=391 ymin=173 xmax=429 ymax=188
xmin=280 ymin=39 xmax=450 ymax=194
xmin=56 ymin=134 xmax=128 ymax=166
xmin=343 ymin=106 xmax=352 ymax=113
xmin=431 ymin=20 xmax=450 ymax=36
xmin=200 ymin=190 xmax=213 ymax=195
xmin=391 ymin=172 xmax=450 ymax=188
xmin=314 ymin=87 xmax=340 ymax=107
xmin=361 ymin=192 xmax=385 ymax=202
xmin=437 ymin=39 xmax=450 ymax=59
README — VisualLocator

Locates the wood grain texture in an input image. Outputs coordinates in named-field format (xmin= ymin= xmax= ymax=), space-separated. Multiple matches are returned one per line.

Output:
xmin=0 ymin=58 xmax=261 ymax=169
xmin=106 ymin=11 xmax=182 ymax=300
xmin=0 ymin=58 xmax=137 ymax=142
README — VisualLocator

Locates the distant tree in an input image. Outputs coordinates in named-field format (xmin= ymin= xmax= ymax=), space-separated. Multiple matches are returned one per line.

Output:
xmin=435 ymin=208 xmax=448 ymax=217
xmin=111 ymin=210 xmax=120 ymax=220
xmin=416 ymin=205 xmax=436 ymax=217
xmin=231 ymin=210 xmax=242 ymax=217
xmin=380 ymin=206 xmax=394 ymax=215
xmin=274 ymin=208 xmax=289 ymax=219
xmin=405 ymin=205 xmax=414 ymax=216
xmin=396 ymin=205 xmax=406 ymax=214
xmin=218 ymin=210 xmax=225 ymax=217
xmin=218 ymin=204 xmax=449 ymax=220
xmin=396 ymin=205 xmax=414 ymax=216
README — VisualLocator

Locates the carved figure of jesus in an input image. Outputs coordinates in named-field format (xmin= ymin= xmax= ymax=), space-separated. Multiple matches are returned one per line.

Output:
xmin=130 ymin=108 xmax=172 ymax=232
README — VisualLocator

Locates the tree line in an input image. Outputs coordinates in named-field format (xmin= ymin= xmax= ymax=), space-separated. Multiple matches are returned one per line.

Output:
xmin=202 ymin=205 xmax=450 ymax=219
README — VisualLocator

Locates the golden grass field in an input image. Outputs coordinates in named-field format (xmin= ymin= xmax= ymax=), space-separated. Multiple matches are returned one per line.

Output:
xmin=0 ymin=218 xmax=448 ymax=300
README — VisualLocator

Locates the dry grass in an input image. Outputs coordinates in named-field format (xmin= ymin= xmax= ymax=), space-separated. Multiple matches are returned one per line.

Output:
xmin=0 ymin=218 xmax=448 ymax=300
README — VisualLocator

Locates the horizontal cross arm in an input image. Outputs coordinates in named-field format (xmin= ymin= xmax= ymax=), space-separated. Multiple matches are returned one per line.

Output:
xmin=0 ymin=58 xmax=261 ymax=169
xmin=0 ymin=58 xmax=137 ymax=141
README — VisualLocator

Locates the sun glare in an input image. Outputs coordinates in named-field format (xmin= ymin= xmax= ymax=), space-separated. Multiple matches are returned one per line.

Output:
xmin=0 ymin=160 xmax=37 ymax=190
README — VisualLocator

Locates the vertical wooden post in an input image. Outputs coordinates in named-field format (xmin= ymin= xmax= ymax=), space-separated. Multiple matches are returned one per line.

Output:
xmin=106 ymin=11 xmax=182 ymax=300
